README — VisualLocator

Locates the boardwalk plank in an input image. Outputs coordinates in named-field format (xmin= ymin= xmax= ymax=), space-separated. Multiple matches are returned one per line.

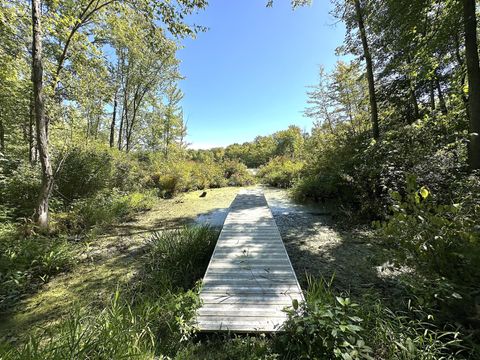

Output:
xmin=195 ymin=189 xmax=303 ymax=333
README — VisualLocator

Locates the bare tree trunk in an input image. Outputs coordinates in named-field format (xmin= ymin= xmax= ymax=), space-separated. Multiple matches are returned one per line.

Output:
xmin=463 ymin=0 xmax=480 ymax=169
xmin=354 ymin=0 xmax=379 ymax=139
xmin=110 ymin=91 xmax=117 ymax=147
xmin=435 ymin=77 xmax=448 ymax=115
xmin=0 ymin=116 xmax=4 ymax=152
xmin=29 ymin=92 xmax=36 ymax=163
xmin=118 ymin=108 xmax=124 ymax=150
xmin=32 ymin=0 xmax=53 ymax=229
xmin=408 ymin=80 xmax=419 ymax=122
xmin=430 ymin=80 xmax=436 ymax=111
xmin=454 ymin=31 xmax=469 ymax=111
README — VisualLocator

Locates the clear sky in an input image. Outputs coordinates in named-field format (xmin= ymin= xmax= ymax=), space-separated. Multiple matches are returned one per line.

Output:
xmin=178 ymin=0 xmax=345 ymax=149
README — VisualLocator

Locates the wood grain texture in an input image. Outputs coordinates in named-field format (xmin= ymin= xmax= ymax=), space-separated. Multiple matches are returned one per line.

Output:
xmin=195 ymin=189 xmax=303 ymax=333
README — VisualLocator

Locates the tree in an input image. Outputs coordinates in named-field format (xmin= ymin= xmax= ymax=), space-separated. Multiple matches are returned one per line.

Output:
xmin=352 ymin=0 xmax=379 ymax=139
xmin=462 ymin=0 xmax=480 ymax=169
xmin=32 ymin=0 xmax=53 ymax=229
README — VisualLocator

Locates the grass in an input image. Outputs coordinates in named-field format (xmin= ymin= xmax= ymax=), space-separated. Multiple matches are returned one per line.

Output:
xmin=0 ymin=225 xmax=219 ymax=359
xmin=1 ymin=186 xmax=477 ymax=359
xmin=0 ymin=187 xmax=242 ymax=341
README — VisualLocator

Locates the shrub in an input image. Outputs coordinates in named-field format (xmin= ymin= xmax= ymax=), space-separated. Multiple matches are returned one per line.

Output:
xmin=380 ymin=174 xmax=480 ymax=285
xmin=295 ymin=114 xmax=468 ymax=218
xmin=277 ymin=276 xmax=372 ymax=360
xmin=57 ymin=190 xmax=156 ymax=232
xmin=111 ymin=151 xmax=147 ymax=191
xmin=278 ymin=276 xmax=469 ymax=360
xmin=148 ymin=159 xmax=250 ymax=198
xmin=0 ymin=159 xmax=41 ymax=219
xmin=258 ymin=156 xmax=304 ymax=188
xmin=359 ymin=296 xmax=466 ymax=359
xmin=223 ymin=160 xmax=255 ymax=186
xmin=55 ymin=146 xmax=114 ymax=204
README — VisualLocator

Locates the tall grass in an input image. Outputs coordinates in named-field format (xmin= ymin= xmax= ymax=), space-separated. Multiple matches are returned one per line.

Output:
xmin=0 ymin=226 xmax=219 ymax=360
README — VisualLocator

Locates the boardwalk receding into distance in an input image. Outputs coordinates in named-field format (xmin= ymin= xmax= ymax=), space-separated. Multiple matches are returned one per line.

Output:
xmin=195 ymin=189 xmax=303 ymax=332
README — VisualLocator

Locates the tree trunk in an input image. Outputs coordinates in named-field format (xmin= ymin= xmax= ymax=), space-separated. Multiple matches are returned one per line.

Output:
xmin=0 ymin=116 xmax=4 ymax=152
xmin=435 ymin=77 xmax=448 ymax=115
xmin=430 ymin=80 xmax=436 ymax=111
xmin=110 ymin=91 xmax=117 ymax=148
xmin=408 ymin=80 xmax=419 ymax=122
xmin=32 ymin=0 xmax=53 ymax=229
xmin=463 ymin=0 xmax=480 ymax=170
xmin=29 ymin=92 xmax=36 ymax=164
xmin=354 ymin=0 xmax=379 ymax=139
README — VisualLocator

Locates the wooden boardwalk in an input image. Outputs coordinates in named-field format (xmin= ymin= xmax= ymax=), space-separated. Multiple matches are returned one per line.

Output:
xmin=195 ymin=189 xmax=303 ymax=332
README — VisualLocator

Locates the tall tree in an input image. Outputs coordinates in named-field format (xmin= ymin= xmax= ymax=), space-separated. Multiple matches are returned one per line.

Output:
xmin=462 ymin=0 xmax=480 ymax=169
xmin=32 ymin=0 xmax=53 ymax=229
xmin=353 ymin=0 xmax=379 ymax=139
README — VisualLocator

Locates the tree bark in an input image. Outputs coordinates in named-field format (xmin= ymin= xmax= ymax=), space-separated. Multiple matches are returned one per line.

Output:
xmin=354 ymin=0 xmax=379 ymax=139
xmin=0 ymin=115 xmax=4 ymax=152
xmin=429 ymin=80 xmax=436 ymax=111
xmin=463 ymin=0 xmax=480 ymax=170
xmin=435 ymin=77 xmax=448 ymax=115
xmin=110 ymin=91 xmax=117 ymax=148
xmin=408 ymin=80 xmax=419 ymax=122
xmin=29 ymin=92 xmax=36 ymax=164
xmin=32 ymin=0 xmax=53 ymax=229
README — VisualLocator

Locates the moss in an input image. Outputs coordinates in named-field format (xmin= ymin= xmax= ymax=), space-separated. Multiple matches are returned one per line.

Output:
xmin=0 ymin=187 xmax=243 ymax=341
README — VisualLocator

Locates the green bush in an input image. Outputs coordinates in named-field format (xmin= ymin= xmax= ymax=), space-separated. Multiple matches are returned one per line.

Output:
xmin=359 ymin=296 xmax=467 ymax=359
xmin=278 ymin=276 xmax=469 ymax=360
xmin=148 ymin=159 xmax=251 ymax=198
xmin=380 ymin=175 xmax=480 ymax=285
xmin=111 ymin=151 xmax=147 ymax=191
xmin=55 ymin=146 xmax=114 ymax=204
xmin=258 ymin=156 xmax=304 ymax=188
xmin=57 ymin=190 xmax=156 ymax=232
xmin=295 ymin=114 xmax=468 ymax=218
xmin=0 ymin=158 xmax=41 ymax=219
xmin=222 ymin=160 xmax=255 ymax=186
xmin=278 ymin=276 xmax=372 ymax=360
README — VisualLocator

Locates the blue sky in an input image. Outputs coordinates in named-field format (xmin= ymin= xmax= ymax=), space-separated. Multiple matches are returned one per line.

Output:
xmin=178 ymin=0 xmax=345 ymax=149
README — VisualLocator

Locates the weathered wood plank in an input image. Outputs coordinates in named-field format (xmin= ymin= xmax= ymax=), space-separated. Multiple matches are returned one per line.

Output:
xmin=195 ymin=189 xmax=303 ymax=333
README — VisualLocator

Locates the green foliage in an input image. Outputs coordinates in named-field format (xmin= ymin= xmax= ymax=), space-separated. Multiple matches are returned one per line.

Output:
xmin=0 ymin=291 xmax=158 ymax=359
xmin=148 ymin=159 xmax=253 ymax=198
xmin=142 ymin=226 xmax=219 ymax=291
xmin=55 ymin=147 xmax=114 ymax=204
xmin=278 ymin=276 xmax=372 ymax=360
xmin=279 ymin=277 xmax=469 ymax=360
xmin=258 ymin=156 xmax=304 ymax=188
xmin=222 ymin=160 xmax=255 ymax=187
xmin=0 ymin=226 xmax=217 ymax=359
xmin=381 ymin=174 xmax=480 ymax=285
xmin=359 ymin=296 xmax=466 ymax=359
xmin=0 ymin=156 xmax=41 ymax=219
xmin=0 ymin=233 xmax=72 ymax=311
xmin=57 ymin=190 xmax=156 ymax=232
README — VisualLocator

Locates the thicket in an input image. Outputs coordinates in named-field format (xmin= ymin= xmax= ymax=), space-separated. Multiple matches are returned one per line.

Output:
xmin=0 ymin=144 xmax=253 ymax=313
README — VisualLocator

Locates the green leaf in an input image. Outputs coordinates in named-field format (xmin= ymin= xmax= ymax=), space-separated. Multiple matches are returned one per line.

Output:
xmin=419 ymin=186 xmax=429 ymax=199
xmin=292 ymin=298 xmax=299 ymax=310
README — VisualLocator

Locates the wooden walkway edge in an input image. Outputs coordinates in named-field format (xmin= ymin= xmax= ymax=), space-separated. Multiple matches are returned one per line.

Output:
xmin=195 ymin=189 xmax=303 ymax=332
